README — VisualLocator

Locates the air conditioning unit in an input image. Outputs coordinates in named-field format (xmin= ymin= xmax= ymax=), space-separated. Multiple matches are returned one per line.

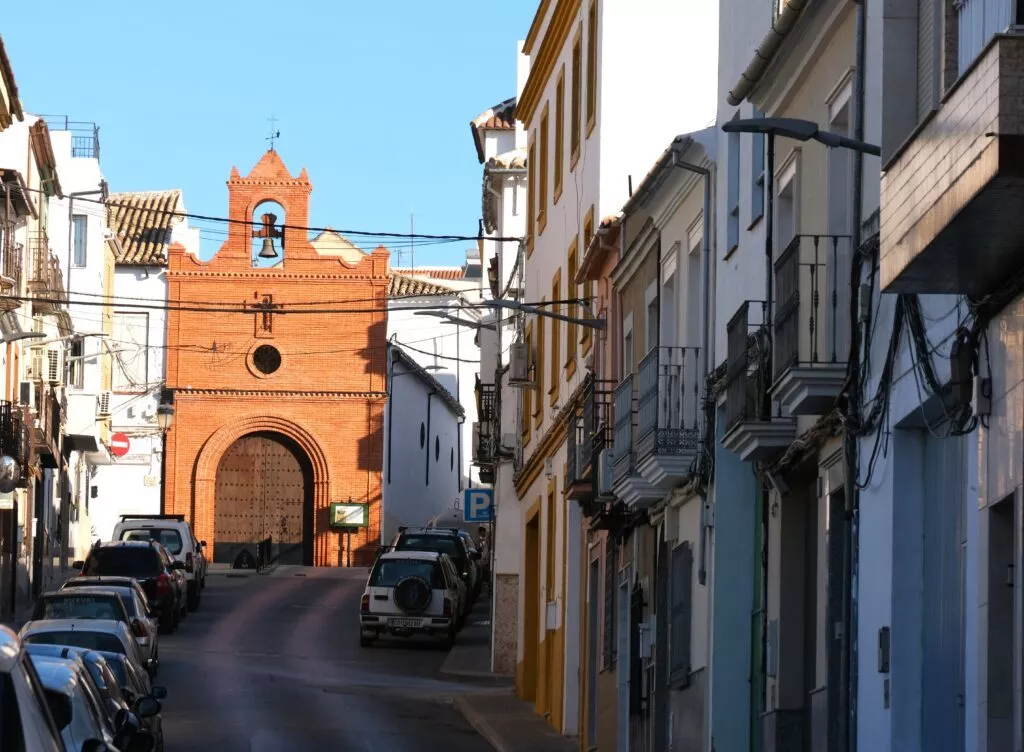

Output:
xmin=597 ymin=447 xmax=615 ymax=497
xmin=97 ymin=391 xmax=112 ymax=417
xmin=46 ymin=346 xmax=63 ymax=384
xmin=509 ymin=342 xmax=532 ymax=387
xmin=19 ymin=380 xmax=36 ymax=411
xmin=500 ymin=432 xmax=517 ymax=451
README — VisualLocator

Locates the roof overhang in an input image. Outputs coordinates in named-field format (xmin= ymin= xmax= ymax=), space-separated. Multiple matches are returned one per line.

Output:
xmin=29 ymin=120 xmax=63 ymax=199
xmin=0 ymin=168 xmax=37 ymax=218
xmin=0 ymin=36 xmax=24 ymax=131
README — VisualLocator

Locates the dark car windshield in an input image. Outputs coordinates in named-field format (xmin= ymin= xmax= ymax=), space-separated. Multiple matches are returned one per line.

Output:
xmin=25 ymin=631 xmax=126 ymax=655
xmin=395 ymin=535 xmax=463 ymax=560
xmin=32 ymin=594 xmax=125 ymax=622
xmin=119 ymin=528 xmax=183 ymax=555
xmin=371 ymin=559 xmax=445 ymax=588
xmin=83 ymin=548 xmax=161 ymax=578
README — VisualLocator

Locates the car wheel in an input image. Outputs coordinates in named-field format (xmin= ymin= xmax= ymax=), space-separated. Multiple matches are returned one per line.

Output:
xmin=359 ymin=632 xmax=374 ymax=648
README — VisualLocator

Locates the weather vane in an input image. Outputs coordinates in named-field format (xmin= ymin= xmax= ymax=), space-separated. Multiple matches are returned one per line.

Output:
xmin=267 ymin=115 xmax=280 ymax=151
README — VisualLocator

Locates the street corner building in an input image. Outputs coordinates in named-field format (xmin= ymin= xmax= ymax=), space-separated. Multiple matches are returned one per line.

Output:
xmin=162 ymin=149 xmax=390 ymax=568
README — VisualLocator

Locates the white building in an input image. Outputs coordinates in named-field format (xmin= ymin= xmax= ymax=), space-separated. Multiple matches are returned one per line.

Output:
xmin=44 ymin=120 xmax=111 ymax=561
xmin=89 ymin=189 xmax=197 ymax=542
xmin=470 ymin=84 xmax=527 ymax=675
xmin=513 ymin=0 xmax=718 ymax=735
xmin=381 ymin=344 xmax=464 ymax=542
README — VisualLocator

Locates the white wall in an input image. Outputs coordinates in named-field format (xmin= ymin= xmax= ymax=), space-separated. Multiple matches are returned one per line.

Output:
xmin=382 ymin=350 xmax=462 ymax=542
xmin=387 ymin=295 xmax=479 ymax=488
xmin=90 ymin=263 xmax=168 ymax=542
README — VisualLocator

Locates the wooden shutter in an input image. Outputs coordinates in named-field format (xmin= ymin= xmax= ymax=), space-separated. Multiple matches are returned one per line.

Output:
xmin=670 ymin=541 xmax=693 ymax=688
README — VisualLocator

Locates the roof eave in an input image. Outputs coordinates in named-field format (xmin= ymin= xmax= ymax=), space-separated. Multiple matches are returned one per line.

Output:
xmin=388 ymin=345 xmax=466 ymax=417
xmin=0 ymin=36 xmax=24 ymax=125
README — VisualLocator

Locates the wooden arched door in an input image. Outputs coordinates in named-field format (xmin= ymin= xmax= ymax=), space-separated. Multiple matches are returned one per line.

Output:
xmin=214 ymin=432 xmax=313 ymax=566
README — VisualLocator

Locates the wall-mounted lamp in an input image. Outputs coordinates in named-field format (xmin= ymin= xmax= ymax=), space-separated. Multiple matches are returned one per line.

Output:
xmin=156 ymin=389 xmax=175 ymax=433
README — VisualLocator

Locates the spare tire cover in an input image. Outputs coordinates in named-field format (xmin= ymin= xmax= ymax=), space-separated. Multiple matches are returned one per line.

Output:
xmin=393 ymin=576 xmax=432 ymax=614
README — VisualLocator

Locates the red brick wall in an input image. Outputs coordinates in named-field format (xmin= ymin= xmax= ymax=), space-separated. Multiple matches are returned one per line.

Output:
xmin=163 ymin=151 xmax=388 ymax=567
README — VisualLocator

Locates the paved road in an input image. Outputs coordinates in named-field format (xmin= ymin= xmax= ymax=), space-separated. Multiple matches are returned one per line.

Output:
xmin=155 ymin=565 xmax=496 ymax=752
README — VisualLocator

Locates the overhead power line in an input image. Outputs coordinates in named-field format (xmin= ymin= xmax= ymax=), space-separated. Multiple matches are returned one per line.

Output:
xmin=30 ymin=187 xmax=524 ymax=244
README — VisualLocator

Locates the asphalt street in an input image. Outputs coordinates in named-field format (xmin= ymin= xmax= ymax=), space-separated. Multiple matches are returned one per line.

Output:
xmin=155 ymin=565 xmax=497 ymax=752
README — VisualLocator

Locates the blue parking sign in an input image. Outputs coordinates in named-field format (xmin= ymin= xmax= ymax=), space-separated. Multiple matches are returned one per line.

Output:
xmin=464 ymin=488 xmax=494 ymax=522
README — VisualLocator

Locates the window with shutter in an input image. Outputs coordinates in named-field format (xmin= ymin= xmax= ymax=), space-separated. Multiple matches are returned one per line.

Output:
xmin=670 ymin=540 xmax=693 ymax=688
xmin=603 ymin=538 xmax=616 ymax=669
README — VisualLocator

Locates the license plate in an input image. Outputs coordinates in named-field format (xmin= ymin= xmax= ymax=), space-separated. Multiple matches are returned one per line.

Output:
xmin=388 ymin=618 xmax=420 ymax=628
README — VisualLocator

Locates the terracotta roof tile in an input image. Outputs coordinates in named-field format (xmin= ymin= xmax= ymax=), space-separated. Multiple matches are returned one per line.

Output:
xmin=470 ymin=97 xmax=516 ymax=162
xmin=391 ymin=267 xmax=464 ymax=281
xmin=106 ymin=190 xmax=181 ymax=265
xmin=388 ymin=273 xmax=457 ymax=298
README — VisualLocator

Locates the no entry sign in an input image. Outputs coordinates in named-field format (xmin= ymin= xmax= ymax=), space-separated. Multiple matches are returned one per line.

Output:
xmin=110 ymin=432 xmax=131 ymax=458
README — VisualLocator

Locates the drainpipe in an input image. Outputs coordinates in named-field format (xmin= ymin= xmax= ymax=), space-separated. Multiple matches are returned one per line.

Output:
xmin=670 ymin=147 xmax=712 ymax=585
xmin=841 ymin=0 xmax=868 ymax=749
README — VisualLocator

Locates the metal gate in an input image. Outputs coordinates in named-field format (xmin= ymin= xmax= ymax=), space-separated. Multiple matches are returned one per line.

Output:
xmin=214 ymin=432 xmax=311 ymax=567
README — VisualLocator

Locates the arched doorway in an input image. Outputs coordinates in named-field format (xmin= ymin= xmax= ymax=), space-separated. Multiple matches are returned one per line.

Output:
xmin=214 ymin=431 xmax=314 ymax=566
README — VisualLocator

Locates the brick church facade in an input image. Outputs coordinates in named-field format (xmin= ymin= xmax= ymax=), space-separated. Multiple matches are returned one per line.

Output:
xmin=163 ymin=149 xmax=388 ymax=567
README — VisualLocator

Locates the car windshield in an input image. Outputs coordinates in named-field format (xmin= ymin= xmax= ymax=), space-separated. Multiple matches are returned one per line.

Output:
xmin=83 ymin=548 xmax=160 ymax=578
xmin=371 ymin=559 xmax=445 ymax=588
xmin=395 ymin=535 xmax=462 ymax=560
xmin=25 ymin=631 xmax=126 ymax=655
xmin=32 ymin=594 xmax=124 ymax=622
xmin=119 ymin=528 xmax=183 ymax=555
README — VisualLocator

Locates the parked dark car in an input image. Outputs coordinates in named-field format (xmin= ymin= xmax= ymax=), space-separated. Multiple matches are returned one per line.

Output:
xmin=390 ymin=528 xmax=481 ymax=602
xmin=74 ymin=542 xmax=185 ymax=635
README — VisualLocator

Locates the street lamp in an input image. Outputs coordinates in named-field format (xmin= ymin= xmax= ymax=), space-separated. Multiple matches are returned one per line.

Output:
xmin=157 ymin=390 xmax=174 ymax=514
xmin=720 ymin=116 xmax=880 ymax=416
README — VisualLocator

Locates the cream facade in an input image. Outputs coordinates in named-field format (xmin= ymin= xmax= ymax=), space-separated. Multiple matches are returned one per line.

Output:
xmin=514 ymin=0 xmax=717 ymax=737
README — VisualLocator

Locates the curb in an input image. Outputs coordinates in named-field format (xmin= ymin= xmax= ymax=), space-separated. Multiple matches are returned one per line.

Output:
xmin=453 ymin=695 xmax=512 ymax=752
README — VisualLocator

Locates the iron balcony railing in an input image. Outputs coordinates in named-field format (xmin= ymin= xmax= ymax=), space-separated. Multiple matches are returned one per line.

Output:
xmin=725 ymin=301 xmax=769 ymax=432
xmin=567 ymin=375 xmax=615 ymax=489
xmin=635 ymin=346 xmax=701 ymax=462
xmin=612 ymin=376 xmax=637 ymax=484
xmin=44 ymin=118 xmax=101 ymax=160
xmin=476 ymin=383 xmax=497 ymax=464
xmin=772 ymin=234 xmax=851 ymax=383
xmin=27 ymin=233 xmax=66 ymax=308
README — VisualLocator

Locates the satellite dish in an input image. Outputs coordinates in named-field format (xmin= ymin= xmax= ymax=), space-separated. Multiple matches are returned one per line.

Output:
xmin=0 ymin=455 xmax=21 ymax=494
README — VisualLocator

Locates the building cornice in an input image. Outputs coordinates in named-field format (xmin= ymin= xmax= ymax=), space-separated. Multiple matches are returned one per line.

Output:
xmin=517 ymin=0 xmax=582 ymax=127
xmin=612 ymin=218 xmax=657 ymax=291
xmin=523 ymin=0 xmax=554 ymax=55
xmin=172 ymin=389 xmax=387 ymax=398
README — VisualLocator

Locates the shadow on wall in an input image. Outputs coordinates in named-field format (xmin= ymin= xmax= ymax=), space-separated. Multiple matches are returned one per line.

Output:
xmin=356 ymin=318 xmax=388 ymax=385
xmin=356 ymin=409 xmax=385 ymax=472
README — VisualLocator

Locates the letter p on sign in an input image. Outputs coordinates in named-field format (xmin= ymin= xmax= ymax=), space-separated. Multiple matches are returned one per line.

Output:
xmin=464 ymin=489 xmax=494 ymax=522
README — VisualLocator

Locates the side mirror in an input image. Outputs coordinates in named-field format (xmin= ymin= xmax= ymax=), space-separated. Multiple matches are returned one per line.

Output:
xmin=151 ymin=686 xmax=167 ymax=700
xmin=470 ymin=551 xmax=482 ymax=560
xmin=135 ymin=695 xmax=161 ymax=718
xmin=171 ymin=561 xmax=185 ymax=570
xmin=44 ymin=690 xmax=72 ymax=730
xmin=71 ymin=560 xmax=84 ymax=570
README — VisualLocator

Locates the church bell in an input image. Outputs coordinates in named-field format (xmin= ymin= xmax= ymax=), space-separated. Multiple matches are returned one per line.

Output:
xmin=258 ymin=237 xmax=278 ymax=259
xmin=255 ymin=211 xmax=281 ymax=259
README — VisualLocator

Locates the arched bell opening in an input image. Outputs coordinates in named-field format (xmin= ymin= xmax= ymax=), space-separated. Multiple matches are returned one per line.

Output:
xmin=251 ymin=199 xmax=286 ymax=268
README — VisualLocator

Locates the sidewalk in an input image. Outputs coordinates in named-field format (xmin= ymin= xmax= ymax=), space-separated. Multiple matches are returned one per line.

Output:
xmin=453 ymin=692 xmax=578 ymax=752
xmin=440 ymin=590 xmax=510 ymax=682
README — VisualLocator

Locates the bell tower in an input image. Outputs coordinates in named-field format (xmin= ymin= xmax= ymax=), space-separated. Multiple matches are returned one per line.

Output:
xmin=221 ymin=149 xmax=314 ymax=267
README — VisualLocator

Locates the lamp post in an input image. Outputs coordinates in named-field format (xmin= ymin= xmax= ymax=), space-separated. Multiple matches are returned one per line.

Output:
xmin=156 ymin=391 xmax=174 ymax=515
xmin=721 ymin=115 xmax=880 ymax=752
xmin=720 ymin=116 xmax=880 ymax=416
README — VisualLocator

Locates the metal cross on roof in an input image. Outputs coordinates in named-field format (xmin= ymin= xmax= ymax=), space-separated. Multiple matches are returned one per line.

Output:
xmin=266 ymin=115 xmax=280 ymax=151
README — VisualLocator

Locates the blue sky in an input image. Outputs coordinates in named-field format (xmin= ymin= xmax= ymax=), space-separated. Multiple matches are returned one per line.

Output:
xmin=3 ymin=2 xmax=534 ymax=265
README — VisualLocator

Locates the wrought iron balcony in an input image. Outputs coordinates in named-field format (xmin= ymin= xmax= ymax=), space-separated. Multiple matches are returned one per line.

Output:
xmin=566 ymin=375 xmax=615 ymax=511
xmin=30 ymin=385 xmax=63 ymax=467
xmin=770 ymin=234 xmax=850 ymax=416
xmin=633 ymin=346 xmax=701 ymax=490
xmin=610 ymin=374 xmax=661 ymax=509
xmin=721 ymin=300 xmax=795 ymax=462
xmin=474 ymin=383 xmax=497 ymax=465
xmin=27 ymin=232 xmax=66 ymax=312
xmin=0 ymin=222 xmax=21 ymax=312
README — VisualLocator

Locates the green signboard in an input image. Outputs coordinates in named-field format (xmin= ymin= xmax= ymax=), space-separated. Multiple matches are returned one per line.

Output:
xmin=329 ymin=502 xmax=369 ymax=529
